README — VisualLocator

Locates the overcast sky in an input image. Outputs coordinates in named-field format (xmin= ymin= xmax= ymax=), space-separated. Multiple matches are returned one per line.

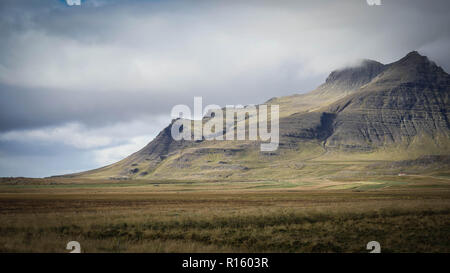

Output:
xmin=1 ymin=0 xmax=449 ymax=177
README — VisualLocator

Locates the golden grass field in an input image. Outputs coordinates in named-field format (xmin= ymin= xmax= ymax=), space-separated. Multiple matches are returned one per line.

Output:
xmin=0 ymin=172 xmax=449 ymax=253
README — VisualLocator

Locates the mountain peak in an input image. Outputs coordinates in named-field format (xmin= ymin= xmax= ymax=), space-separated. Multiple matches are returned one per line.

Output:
xmin=397 ymin=50 xmax=431 ymax=65
xmin=369 ymin=51 xmax=448 ymax=87
xmin=404 ymin=50 xmax=421 ymax=57
xmin=316 ymin=59 xmax=386 ymax=95
xmin=324 ymin=59 xmax=384 ymax=83
xmin=391 ymin=50 xmax=446 ymax=73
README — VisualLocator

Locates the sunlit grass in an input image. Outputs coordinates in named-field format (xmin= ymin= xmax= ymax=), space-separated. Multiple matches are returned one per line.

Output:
xmin=0 ymin=183 xmax=449 ymax=252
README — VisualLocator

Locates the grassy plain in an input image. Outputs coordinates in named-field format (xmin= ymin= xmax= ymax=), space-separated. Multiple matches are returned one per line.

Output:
xmin=0 ymin=171 xmax=449 ymax=253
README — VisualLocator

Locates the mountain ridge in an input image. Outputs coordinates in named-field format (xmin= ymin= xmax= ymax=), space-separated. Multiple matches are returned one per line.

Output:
xmin=64 ymin=51 xmax=450 ymax=180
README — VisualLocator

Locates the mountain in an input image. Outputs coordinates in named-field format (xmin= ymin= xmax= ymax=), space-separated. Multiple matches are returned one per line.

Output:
xmin=66 ymin=51 xmax=450 ymax=180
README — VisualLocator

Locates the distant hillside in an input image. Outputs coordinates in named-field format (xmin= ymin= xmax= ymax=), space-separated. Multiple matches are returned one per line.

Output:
xmin=64 ymin=51 xmax=450 ymax=180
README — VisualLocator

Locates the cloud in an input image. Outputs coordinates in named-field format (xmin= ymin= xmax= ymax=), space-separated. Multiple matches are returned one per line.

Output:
xmin=0 ymin=123 xmax=113 ymax=149
xmin=92 ymin=135 xmax=150 ymax=166
xmin=1 ymin=0 xmax=449 ymax=133
xmin=0 ymin=0 xmax=449 ymax=177
xmin=0 ymin=115 xmax=168 ymax=148
xmin=0 ymin=115 xmax=169 ymax=176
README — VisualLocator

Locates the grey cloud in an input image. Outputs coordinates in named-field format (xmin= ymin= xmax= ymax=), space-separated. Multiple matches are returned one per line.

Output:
xmin=1 ymin=0 xmax=450 ymax=176
xmin=1 ymin=0 xmax=448 ymax=131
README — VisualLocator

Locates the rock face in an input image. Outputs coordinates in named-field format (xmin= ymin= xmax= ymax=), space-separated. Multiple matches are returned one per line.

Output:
xmin=68 ymin=51 xmax=450 ymax=179
xmin=324 ymin=51 xmax=450 ymax=150
xmin=315 ymin=59 xmax=386 ymax=96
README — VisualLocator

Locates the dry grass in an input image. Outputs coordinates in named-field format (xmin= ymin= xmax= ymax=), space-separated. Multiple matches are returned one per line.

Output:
xmin=0 ymin=179 xmax=449 ymax=253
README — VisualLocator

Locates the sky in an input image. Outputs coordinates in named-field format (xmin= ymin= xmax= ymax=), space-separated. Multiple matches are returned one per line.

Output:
xmin=0 ymin=0 xmax=450 ymax=177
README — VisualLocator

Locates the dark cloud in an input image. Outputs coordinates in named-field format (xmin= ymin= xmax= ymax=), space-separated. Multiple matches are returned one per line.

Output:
xmin=1 ymin=0 xmax=450 ymax=176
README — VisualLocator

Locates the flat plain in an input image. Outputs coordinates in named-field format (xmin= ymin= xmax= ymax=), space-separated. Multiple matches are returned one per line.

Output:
xmin=1 ymin=169 xmax=449 ymax=253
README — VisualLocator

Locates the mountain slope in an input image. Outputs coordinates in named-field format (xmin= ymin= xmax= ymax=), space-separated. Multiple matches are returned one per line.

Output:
xmin=68 ymin=51 xmax=450 ymax=180
xmin=268 ymin=59 xmax=386 ymax=117
xmin=324 ymin=51 xmax=450 ymax=150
